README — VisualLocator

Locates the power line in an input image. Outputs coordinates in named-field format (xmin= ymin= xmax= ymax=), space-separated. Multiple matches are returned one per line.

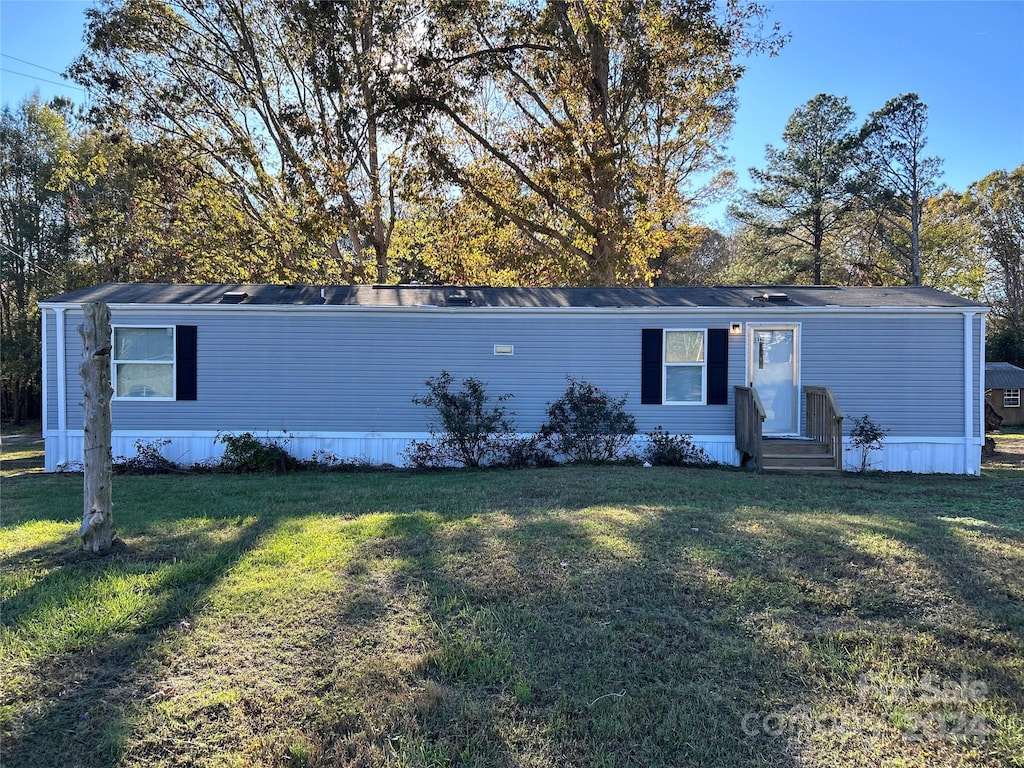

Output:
xmin=1 ymin=53 xmax=67 ymax=77
xmin=1 ymin=68 xmax=87 ymax=93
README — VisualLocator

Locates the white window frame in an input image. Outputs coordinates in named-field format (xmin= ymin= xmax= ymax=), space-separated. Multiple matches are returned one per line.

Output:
xmin=1005 ymin=389 xmax=1021 ymax=408
xmin=111 ymin=325 xmax=176 ymax=401
xmin=663 ymin=328 xmax=707 ymax=406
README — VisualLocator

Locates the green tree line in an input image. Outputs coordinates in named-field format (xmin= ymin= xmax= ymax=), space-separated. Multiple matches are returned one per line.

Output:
xmin=2 ymin=1 xmax=1022 ymax=424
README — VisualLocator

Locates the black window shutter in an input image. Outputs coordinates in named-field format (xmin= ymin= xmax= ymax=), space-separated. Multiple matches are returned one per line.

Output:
xmin=641 ymin=328 xmax=662 ymax=404
xmin=707 ymin=328 xmax=729 ymax=405
xmin=176 ymin=325 xmax=197 ymax=401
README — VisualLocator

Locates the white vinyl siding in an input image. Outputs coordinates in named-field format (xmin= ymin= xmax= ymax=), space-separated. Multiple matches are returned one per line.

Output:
xmin=50 ymin=306 xmax=968 ymax=443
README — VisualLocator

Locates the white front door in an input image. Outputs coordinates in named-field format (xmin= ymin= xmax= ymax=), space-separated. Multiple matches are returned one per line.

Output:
xmin=749 ymin=325 xmax=800 ymax=435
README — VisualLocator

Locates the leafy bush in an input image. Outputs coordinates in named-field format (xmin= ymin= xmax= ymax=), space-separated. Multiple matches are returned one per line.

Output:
xmin=405 ymin=371 xmax=517 ymax=468
xmin=404 ymin=440 xmax=444 ymax=470
xmin=216 ymin=431 xmax=299 ymax=473
xmin=188 ymin=457 xmax=222 ymax=474
xmin=115 ymin=439 xmax=182 ymax=474
xmin=306 ymin=449 xmax=376 ymax=473
xmin=849 ymin=414 xmax=888 ymax=472
xmin=642 ymin=427 xmax=712 ymax=467
xmin=492 ymin=434 xmax=557 ymax=469
xmin=540 ymin=377 xmax=636 ymax=462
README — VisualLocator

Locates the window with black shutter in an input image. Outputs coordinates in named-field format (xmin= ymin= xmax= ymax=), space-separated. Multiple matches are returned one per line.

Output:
xmin=641 ymin=327 xmax=728 ymax=405
xmin=110 ymin=325 xmax=197 ymax=400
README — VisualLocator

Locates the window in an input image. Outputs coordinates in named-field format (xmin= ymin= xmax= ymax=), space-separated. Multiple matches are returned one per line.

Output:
xmin=641 ymin=328 xmax=728 ymax=406
xmin=1005 ymin=389 xmax=1021 ymax=408
xmin=664 ymin=330 xmax=705 ymax=404
xmin=113 ymin=327 xmax=175 ymax=399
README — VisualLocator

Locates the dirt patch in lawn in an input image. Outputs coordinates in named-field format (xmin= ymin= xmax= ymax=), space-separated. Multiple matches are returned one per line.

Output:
xmin=986 ymin=432 xmax=1024 ymax=469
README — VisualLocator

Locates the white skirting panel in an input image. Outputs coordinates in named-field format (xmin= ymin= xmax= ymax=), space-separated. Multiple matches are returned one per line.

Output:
xmin=46 ymin=431 xmax=744 ymax=472
xmin=840 ymin=437 xmax=982 ymax=476
xmin=44 ymin=432 xmax=978 ymax=475
xmin=46 ymin=430 xmax=433 ymax=471
xmin=692 ymin=439 xmax=743 ymax=467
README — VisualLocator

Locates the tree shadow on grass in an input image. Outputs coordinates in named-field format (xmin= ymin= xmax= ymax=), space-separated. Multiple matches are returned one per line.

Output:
xmin=5 ymin=465 xmax=1021 ymax=767
xmin=363 ymin=468 xmax=1024 ymax=766
xmin=744 ymin=475 xmax=1024 ymax=643
xmin=1 ymin=524 xmax=258 ymax=623
xmin=345 ymin=491 xmax=803 ymax=767
xmin=882 ymin=512 xmax=1024 ymax=704
xmin=1 ymin=517 xmax=270 ymax=768
xmin=707 ymin=476 xmax=1024 ymax=763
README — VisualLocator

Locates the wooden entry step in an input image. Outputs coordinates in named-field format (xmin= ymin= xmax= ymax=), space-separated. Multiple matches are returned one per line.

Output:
xmin=761 ymin=438 xmax=840 ymax=473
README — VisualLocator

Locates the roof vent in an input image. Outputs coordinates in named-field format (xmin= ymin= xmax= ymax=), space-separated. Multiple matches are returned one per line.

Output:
xmin=220 ymin=290 xmax=249 ymax=304
xmin=757 ymin=292 xmax=789 ymax=303
xmin=446 ymin=291 xmax=473 ymax=306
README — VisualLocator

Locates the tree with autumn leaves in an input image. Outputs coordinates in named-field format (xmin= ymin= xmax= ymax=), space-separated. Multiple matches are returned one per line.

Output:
xmin=406 ymin=0 xmax=784 ymax=285
xmin=66 ymin=0 xmax=784 ymax=287
xmin=4 ymin=2 xmax=1023 ymax=422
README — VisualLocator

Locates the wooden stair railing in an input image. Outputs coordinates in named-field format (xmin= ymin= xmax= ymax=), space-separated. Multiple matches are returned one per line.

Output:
xmin=803 ymin=385 xmax=844 ymax=470
xmin=735 ymin=386 xmax=766 ymax=470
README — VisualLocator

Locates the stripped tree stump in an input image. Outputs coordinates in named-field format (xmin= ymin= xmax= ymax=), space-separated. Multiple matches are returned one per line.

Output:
xmin=79 ymin=302 xmax=115 ymax=554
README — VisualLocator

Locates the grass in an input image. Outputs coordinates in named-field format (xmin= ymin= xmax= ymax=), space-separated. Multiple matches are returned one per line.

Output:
xmin=1 ymin=461 xmax=1022 ymax=768
xmin=0 ymin=440 xmax=45 ymax=479
xmin=0 ymin=420 xmax=41 ymax=438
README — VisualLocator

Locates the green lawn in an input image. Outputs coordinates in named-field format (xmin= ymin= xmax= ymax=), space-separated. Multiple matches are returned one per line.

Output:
xmin=0 ymin=440 xmax=45 ymax=479
xmin=2 ymin=464 xmax=1022 ymax=767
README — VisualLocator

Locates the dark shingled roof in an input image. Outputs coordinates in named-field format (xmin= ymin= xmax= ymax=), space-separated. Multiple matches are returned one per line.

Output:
xmin=43 ymin=282 xmax=986 ymax=309
xmin=986 ymin=362 xmax=1024 ymax=390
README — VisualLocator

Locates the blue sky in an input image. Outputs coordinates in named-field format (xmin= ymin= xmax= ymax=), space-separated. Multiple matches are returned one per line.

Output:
xmin=719 ymin=0 xmax=1024 ymax=227
xmin=2 ymin=0 xmax=1022 ymax=229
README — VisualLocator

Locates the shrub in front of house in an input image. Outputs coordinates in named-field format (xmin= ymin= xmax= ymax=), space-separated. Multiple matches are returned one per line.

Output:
xmin=405 ymin=371 xmax=519 ymax=468
xmin=216 ymin=431 xmax=300 ymax=473
xmin=114 ymin=439 xmax=182 ymax=474
xmin=849 ymin=414 xmax=888 ymax=472
xmin=306 ymin=449 xmax=378 ymax=473
xmin=642 ymin=427 xmax=713 ymax=467
xmin=540 ymin=377 xmax=637 ymax=463
xmin=491 ymin=433 xmax=558 ymax=469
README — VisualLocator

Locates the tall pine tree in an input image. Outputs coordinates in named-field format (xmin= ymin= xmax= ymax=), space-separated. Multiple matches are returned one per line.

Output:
xmin=856 ymin=93 xmax=943 ymax=286
xmin=731 ymin=93 xmax=858 ymax=285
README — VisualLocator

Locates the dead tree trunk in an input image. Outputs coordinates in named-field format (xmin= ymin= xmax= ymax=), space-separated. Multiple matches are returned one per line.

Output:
xmin=79 ymin=302 xmax=115 ymax=554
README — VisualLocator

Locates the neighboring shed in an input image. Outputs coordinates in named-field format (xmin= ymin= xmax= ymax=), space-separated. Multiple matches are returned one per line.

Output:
xmin=986 ymin=362 xmax=1024 ymax=427
xmin=39 ymin=283 xmax=988 ymax=474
